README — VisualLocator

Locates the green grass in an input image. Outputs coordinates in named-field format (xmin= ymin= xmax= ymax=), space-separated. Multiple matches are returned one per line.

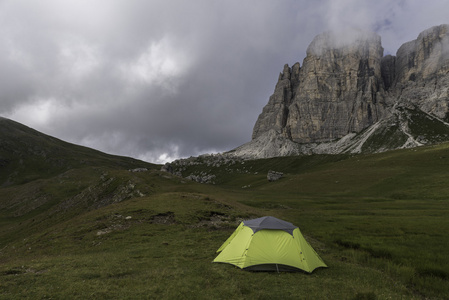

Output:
xmin=0 ymin=193 xmax=418 ymax=299
xmin=1 ymin=128 xmax=449 ymax=298
xmin=361 ymin=123 xmax=408 ymax=152
xmin=405 ymin=107 xmax=449 ymax=143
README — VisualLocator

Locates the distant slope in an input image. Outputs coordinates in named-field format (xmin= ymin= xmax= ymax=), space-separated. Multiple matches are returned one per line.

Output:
xmin=165 ymin=140 xmax=449 ymax=199
xmin=0 ymin=117 xmax=154 ymax=186
xmin=0 ymin=117 xmax=158 ymax=242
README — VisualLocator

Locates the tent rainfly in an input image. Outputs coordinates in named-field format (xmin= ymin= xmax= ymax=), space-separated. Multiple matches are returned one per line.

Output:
xmin=213 ymin=216 xmax=327 ymax=273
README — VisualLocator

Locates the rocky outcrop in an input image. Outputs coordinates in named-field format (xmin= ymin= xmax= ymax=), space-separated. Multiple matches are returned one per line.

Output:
xmin=267 ymin=171 xmax=283 ymax=182
xmin=253 ymin=29 xmax=388 ymax=143
xmin=234 ymin=129 xmax=304 ymax=158
xmin=161 ymin=154 xmax=247 ymax=184
xmin=252 ymin=63 xmax=300 ymax=140
xmin=388 ymin=25 xmax=449 ymax=120
xmin=185 ymin=173 xmax=216 ymax=184
xmin=245 ymin=25 xmax=449 ymax=159
xmin=394 ymin=25 xmax=449 ymax=83
xmin=290 ymin=30 xmax=387 ymax=143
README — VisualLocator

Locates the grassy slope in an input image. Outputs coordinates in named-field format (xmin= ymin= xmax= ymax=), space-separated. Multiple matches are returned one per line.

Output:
xmin=1 ymin=118 xmax=449 ymax=299
xmin=233 ymin=146 xmax=449 ymax=299
xmin=0 ymin=117 xmax=157 ymax=247
xmin=0 ymin=117 xmax=153 ymax=185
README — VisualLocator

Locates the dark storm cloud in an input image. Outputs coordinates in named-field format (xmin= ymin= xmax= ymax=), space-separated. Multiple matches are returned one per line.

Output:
xmin=1 ymin=0 xmax=449 ymax=163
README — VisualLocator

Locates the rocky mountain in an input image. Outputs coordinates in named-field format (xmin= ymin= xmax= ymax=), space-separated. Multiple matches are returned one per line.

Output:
xmin=232 ymin=25 xmax=449 ymax=159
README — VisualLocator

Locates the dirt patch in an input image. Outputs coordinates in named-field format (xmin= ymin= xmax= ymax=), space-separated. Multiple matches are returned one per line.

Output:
xmin=150 ymin=212 xmax=176 ymax=225
xmin=96 ymin=223 xmax=129 ymax=236
xmin=193 ymin=212 xmax=241 ymax=230
xmin=2 ymin=266 xmax=47 ymax=276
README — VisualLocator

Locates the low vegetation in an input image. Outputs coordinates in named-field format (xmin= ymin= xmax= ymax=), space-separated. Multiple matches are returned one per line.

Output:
xmin=1 ymin=134 xmax=449 ymax=298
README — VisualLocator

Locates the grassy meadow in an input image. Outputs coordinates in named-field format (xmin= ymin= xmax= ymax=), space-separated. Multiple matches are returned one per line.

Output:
xmin=1 ymin=142 xmax=449 ymax=299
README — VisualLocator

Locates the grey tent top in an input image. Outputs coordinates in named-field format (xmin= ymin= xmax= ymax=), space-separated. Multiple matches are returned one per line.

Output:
xmin=243 ymin=216 xmax=298 ymax=235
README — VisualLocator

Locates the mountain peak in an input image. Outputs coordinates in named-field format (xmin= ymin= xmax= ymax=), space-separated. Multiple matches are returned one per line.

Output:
xmin=243 ymin=25 xmax=449 ymax=159
xmin=306 ymin=28 xmax=382 ymax=56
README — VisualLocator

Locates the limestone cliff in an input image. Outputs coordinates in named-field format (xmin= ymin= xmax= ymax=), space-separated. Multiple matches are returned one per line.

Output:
xmin=388 ymin=24 xmax=449 ymax=119
xmin=239 ymin=25 xmax=449 ymax=159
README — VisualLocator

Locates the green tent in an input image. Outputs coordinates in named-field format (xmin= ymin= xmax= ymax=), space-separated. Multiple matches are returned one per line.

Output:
xmin=213 ymin=216 xmax=327 ymax=273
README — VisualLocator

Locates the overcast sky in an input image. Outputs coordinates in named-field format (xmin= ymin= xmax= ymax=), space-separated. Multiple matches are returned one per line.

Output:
xmin=1 ymin=0 xmax=448 ymax=164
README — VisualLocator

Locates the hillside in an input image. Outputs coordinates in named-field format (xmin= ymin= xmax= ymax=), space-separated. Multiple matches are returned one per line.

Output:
xmin=0 ymin=117 xmax=157 ymax=243
xmin=0 ymin=117 xmax=155 ymax=186
xmin=1 ymin=118 xmax=449 ymax=299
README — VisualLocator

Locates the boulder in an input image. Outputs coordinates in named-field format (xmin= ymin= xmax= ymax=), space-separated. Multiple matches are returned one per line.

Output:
xmin=267 ymin=170 xmax=283 ymax=182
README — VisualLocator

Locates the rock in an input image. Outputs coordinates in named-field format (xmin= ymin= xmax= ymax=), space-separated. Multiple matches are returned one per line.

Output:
xmin=252 ymin=63 xmax=300 ymax=140
xmin=233 ymin=129 xmax=303 ymax=158
xmin=129 ymin=168 xmax=148 ymax=172
xmin=186 ymin=173 xmax=216 ymax=184
xmin=160 ymin=163 xmax=173 ymax=173
xmin=381 ymin=55 xmax=396 ymax=90
xmin=392 ymin=24 xmax=449 ymax=119
xmin=245 ymin=25 xmax=449 ymax=158
xmin=395 ymin=24 xmax=449 ymax=83
xmin=253 ymin=29 xmax=387 ymax=144
xmin=267 ymin=170 xmax=283 ymax=182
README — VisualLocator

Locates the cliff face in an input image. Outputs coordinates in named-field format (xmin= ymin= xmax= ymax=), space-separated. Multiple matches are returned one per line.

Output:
xmin=289 ymin=30 xmax=387 ymax=143
xmin=244 ymin=25 xmax=449 ymax=158
xmin=253 ymin=30 xmax=388 ymax=143
xmin=252 ymin=63 xmax=300 ymax=140
xmin=390 ymin=25 xmax=449 ymax=119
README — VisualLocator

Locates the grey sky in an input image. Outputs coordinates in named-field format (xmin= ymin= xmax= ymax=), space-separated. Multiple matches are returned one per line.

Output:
xmin=1 ymin=0 xmax=448 ymax=163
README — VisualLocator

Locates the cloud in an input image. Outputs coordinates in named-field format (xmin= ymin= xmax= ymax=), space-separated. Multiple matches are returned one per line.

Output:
xmin=58 ymin=37 xmax=101 ymax=79
xmin=320 ymin=0 xmax=449 ymax=55
xmin=1 ymin=1 xmax=449 ymax=163
xmin=119 ymin=36 xmax=190 ymax=92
